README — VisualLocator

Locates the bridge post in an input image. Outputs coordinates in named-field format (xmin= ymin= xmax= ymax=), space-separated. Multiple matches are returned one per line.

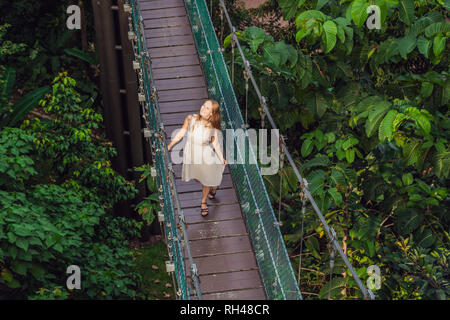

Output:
xmin=91 ymin=0 xmax=158 ymax=237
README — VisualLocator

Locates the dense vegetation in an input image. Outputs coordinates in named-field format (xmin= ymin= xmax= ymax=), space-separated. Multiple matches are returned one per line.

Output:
xmin=218 ymin=0 xmax=449 ymax=299
xmin=0 ymin=1 xmax=150 ymax=299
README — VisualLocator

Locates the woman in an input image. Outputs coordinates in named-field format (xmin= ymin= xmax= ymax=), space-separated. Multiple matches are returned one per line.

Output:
xmin=167 ymin=99 xmax=226 ymax=217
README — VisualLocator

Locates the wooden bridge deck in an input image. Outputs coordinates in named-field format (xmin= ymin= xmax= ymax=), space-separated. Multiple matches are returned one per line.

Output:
xmin=139 ymin=0 xmax=266 ymax=300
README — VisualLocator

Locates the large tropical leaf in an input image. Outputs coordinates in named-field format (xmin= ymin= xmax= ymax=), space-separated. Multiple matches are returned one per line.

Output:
xmin=243 ymin=27 xmax=267 ymax=53
xmin=365 ymin=101 xmax=391 ymax=137
xmin=318 ymin=277 xmax=346 ymax=299
xmin=396 ymin=208 xmax=425 ymax=235
xmin=417 ymin=36 xmax=431 ymax=58
xmin=378 ymin=109 xmax=398 ymax=142
xmin=64 ymin=48 xmax=98 ymax=65
xmin=2 ymin=86 xmax=50 ymax=128
xmin=322 ymin=20 xmax=337 ymax=53
xmin=351 ymin=0 xmax=369 ymax=27
xmin=296 ymin=10 xmax=327 ymax=27
xmin=432 ymin=151 xmax=450 ymax=178
xmin=0 ymin=67 xmax=15 ymax=103
xmin=424 ymin=22 xmax=450 ymax=37
xmin=398 ymin=0 xmax=415 ymax=26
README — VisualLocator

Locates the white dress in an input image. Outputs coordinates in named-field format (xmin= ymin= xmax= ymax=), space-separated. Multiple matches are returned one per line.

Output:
xmin=182 ymin=114 xmax=225 ymax=187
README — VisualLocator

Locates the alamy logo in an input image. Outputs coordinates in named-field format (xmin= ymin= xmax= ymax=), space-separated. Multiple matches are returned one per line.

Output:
xmin=66 ymin=5 xmax=81 ymax=30
xmin=169 ymin=127 xmax=281 ymax=176
xmin=66 ymin=265 xmax=81 ymax=290
xmin=366 ymin=5 xmax=381 ymax=30
xmin=366 ymin=265 xmax=381 ymax=290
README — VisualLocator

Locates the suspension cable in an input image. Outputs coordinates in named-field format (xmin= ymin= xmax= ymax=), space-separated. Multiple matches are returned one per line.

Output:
xmin=297 ymin=182 xmax=307 ymax=286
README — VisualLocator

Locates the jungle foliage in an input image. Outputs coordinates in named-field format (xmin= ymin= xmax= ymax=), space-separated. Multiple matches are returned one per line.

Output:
xmin=222 ymin=0 xmax=449 ymax=299
xmin=0 ymin=3 xmax=144 ymax=299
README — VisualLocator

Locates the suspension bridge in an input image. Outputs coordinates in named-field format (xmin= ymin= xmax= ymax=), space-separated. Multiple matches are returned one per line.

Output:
xmin=121 ymin=0 xmax=374 ymax=300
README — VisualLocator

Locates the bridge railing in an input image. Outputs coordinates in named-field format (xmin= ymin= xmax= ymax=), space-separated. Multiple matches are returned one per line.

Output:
xmin=126 ymin=0 xmax=202 ymax=300
xmin=184 ymin=0 xmax=302 ymax=300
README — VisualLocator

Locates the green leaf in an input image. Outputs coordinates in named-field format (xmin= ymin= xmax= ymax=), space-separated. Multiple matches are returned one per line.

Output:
xmin=365 ymin=240 xmax=376 ymax=257
xmin=3 ymin=86 xmax=50 ymax=128
xmin=415 ymin=228 xmax=435 ymax=248
xmin=420 ymin=81 xmax=434 ymax=98
xmin=330 ymin=168 xmax=346 ymax=186
xmin=396 ymin=209 xmax=425 ymax=235
xmin=398 ymin=0 xmax=415 ymax=26
xmin=243 ymin=27 xmax=267 ymax=53
xmin=305 ymin=237 xmax=321 ymax=259
xmin=1 ymin=67 xmax=15 ymax=102
xmin=365 ymin=101 xmax=391 ymax=137
xmin=417 ymin=37 xmax=431 ymax=58
xmin=424 ymin=22 xmax=450 ymax=37
xmin=402 ymin=173 xmax=414 ymax=185
xmin=322 ymin=20 xmax=337 ymax=53
xmin=345 ymin=148 xmax=355 ymax=163
xmin=403 ymin=140 xmax=422 ymax=166
xmin=398 ymin=35 xmax=417 ymax=59
xmin=30 ymin=264 xmax=45 ymax=281
xmin=296 ymin=10 xmax=327 ymax=27
xmin=301 ymin=139 xmax=314 ymax=157
xmin=432 ymin=151 xmax=450 ymax=178
xmin=316 ymin=0 xmax=329 ymax=10
xmin=433 ymin=34 xmax=446 ymax=57
xmin=351 ymin=0 xmax=369 ymax=27
xmin=64 ymin=48 xmax=97 ymax=65
xmin=16 ymin=238 xmax=29 ymax=252
xmin=301 ymin=155 xmax=330 ymax=170
xmin=318 ymin=277 xmax=346 ymax=299
xmin=379 ymin=109 xmax=398 ymax=142
xmin=328 ymin=187 xmax=343 ymax=205
xmin=296 ymin=27 xmax=312 ymax=42
xmin=313 ymin=93 xmax=328 ymax=118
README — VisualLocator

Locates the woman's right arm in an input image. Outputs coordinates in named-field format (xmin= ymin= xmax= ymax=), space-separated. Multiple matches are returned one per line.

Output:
xmin=167 ymin=114 xmax=192 ymax=151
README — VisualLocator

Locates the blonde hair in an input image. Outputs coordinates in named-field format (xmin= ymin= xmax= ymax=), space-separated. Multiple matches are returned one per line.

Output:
xmin=196 ymin=99 xmax=221 ymax=131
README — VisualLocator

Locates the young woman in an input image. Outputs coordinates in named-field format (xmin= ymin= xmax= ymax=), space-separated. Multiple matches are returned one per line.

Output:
xmin=167 ymin=99 xmax=226 ymax=217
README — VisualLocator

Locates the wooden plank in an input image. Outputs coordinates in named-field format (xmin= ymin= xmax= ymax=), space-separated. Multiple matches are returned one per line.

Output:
xmin=140 ymin=0 xmax=184 ymax=11
xmin=176 ymin=173 xmax=233 ymax=193
xmin=151 ymin=54 xmax=200 ymax=69
xmin=143 ymin=15 xmax=190 ymax=29
xmin=152 ymin=65 xmax=203 ymax=80
xmin=141 ymin=7 xmax=186 ymax=20
xmin=161 ymin=110 xmax=194 ymax=125
xmin=154 ymin=75 xmax=205 ymax=91
xmin=186 ymin=219 xmax=248 ymax=241
xmin=197 ymin=288 xmax=267 ymax=300
xmin=159 ymin=99 xmax=204 ymax=114
xmin=148 ymin=44 xmax=196 ymax=58
xmin=147 ymin=34 xmax=194 ymax=48
xmin=188 ymin=235 xmax=253 ymax=257
xmin=185 ymin=252 xmax=259 ymax=276
xmin=145 ymin=25 xmax=192 ymax=39
xmin=197 ymin=270 xmax=263 ymax=294
xmin=179 ymin=188 xmax=237 ymax=208
xmin=173 ymin=163 xmax=230 ymax=178
xmin=157 ymin=87 xmax=208 ymax=102
xmin=183 ymin=201 xmax=242 ymax=224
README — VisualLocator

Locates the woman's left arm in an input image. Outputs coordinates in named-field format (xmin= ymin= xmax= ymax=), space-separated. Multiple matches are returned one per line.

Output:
xmin=211 ymin=129 xmax=225 ymax=164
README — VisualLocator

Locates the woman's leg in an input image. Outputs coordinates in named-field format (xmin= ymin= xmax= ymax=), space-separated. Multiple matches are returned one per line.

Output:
xmin=201 ymin=184 xmax=210 ymax=215
xmin=208 ymin=186 xmax=217 ymax=198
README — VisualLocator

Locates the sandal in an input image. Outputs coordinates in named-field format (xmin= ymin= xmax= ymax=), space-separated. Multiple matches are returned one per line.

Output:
xmin=208 ymin=187 xmax=217 ymax=199
xmin=201 ymin=201 xmax=209 ymax=217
